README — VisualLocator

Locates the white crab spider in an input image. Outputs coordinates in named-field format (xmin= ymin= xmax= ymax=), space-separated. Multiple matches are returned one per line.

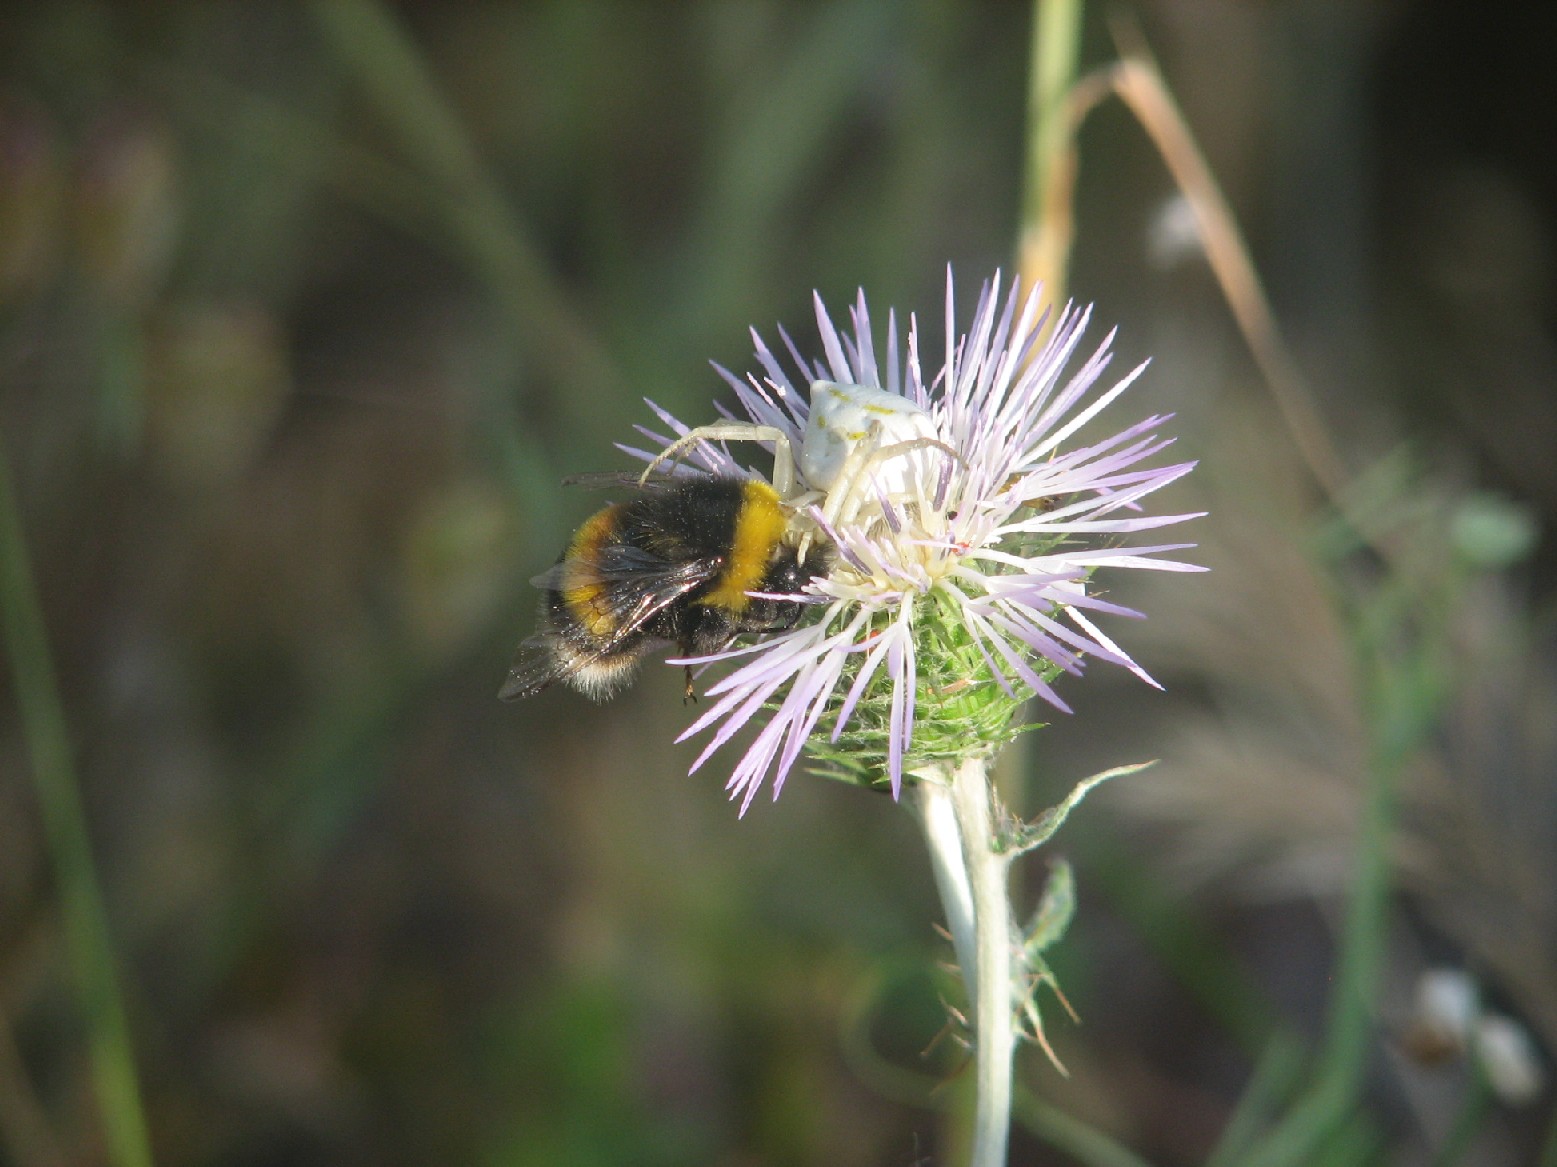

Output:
xmin=639 ymin=381 xmax=962 ymax=562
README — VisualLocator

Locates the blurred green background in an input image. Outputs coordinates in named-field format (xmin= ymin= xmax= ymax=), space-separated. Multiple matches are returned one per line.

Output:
xmin=1 ymin=3 xmax=1554 ymax=1165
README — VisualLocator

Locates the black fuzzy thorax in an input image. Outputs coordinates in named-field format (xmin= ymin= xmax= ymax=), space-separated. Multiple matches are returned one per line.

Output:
xmin=545 ymin=477 xmax=822 ymax=663
xmin=622 ymin=477 xmax=748 ymax=565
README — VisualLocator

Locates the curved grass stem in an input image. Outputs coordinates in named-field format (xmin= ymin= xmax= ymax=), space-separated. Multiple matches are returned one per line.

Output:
xmin=0 ymin=446 xmax=152 ymax=1167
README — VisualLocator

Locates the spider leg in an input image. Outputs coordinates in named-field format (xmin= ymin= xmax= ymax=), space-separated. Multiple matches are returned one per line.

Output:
xmin=637 ymin=423 xmax=795 ymax=495
xmin=823 ymin=434 xmax=964 ymax=528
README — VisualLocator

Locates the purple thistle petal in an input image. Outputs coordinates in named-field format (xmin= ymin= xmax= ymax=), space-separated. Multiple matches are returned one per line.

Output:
xmin=814 ymin=291 xmax=852 ymax=384
xmin=769 ymin=656 xmax=850 ymax=800
xmin=982 ymin=619 xmax=1073 ymax=700
xmin=830 ymin=629 xmax=894 ymax=742
xmin=981 ymin=603 xmax=1096 ymax=671
xmin=905 ymin=311 xmax=928 ymax=409
xmin=851 ymin=289 xmax=880 ymax=389
xmin=885 ymin=310 xmax=901 ymax=397
xmin=959 ymin=603 xmax=1073 ymax=711
xmin=683 ymin=681 xmax=777 ymax=767
xmin=886 ymin=623 xmax=911 ymax=796
xmin=1039 ymin=544 xmax=1209 ymax=572
xmin=1068 ymin=607 xmax=1161 ymax=688
xmin=774 ymin=324 xmax=811 ymax=390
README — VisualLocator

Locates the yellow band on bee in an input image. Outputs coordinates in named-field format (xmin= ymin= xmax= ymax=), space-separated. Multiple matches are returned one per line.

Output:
xmin=561 ymin=505 xmax=623 ymax=636
xmin=703 ymin=481 xmax=787 ymax=613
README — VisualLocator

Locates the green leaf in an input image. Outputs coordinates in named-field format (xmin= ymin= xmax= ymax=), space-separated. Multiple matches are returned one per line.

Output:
xmin=1024 ymin=859 xmax=1076 ymax=957
xmin=1002 ymin=759 xmax=1157 ymax=857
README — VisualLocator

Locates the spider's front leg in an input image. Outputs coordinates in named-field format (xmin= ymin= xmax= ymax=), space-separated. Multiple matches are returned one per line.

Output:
xmin=638 ymin=423 xmax=797 ymax=498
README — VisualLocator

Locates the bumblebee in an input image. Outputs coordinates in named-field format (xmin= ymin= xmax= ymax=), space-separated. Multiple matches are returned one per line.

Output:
xmin=498 ymin=475 xmax=824 ymax=701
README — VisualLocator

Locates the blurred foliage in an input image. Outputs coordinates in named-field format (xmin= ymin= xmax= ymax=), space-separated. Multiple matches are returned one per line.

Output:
xmin=1 ymin=2 xmax=1555 ymax=1166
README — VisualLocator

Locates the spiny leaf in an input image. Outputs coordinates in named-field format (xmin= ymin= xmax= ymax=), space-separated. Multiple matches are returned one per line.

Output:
xmin=1002 ymin=759 xmax=1158 ymax=857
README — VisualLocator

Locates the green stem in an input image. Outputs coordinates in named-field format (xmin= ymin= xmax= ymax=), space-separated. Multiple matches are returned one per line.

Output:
xmin=1540 ymin=1098 xmax=1557 ymax=1167
xmin=917 ymin=758 xmax=1018 ymax=1167
xmin=997 ymin=0 xmax=1086 ymax=814
xmin=1019 ymin=0 xmax=1084 ymax=308
xmin=917 ymin=776 xmax=976 ymax=996
xmin=1428 ymin=1063 xmax=1491 ymax=1167
xmin=1247 ymin=674 xmax=1421 ymax=1165
xmin=955 ymin=756 xmax=1016 ymax=1167
xmin=1014 ymin=1086 xmax=1159 ymax=1167
xmin=1204 ymin=1033 xmax=1306 ymax=1167
xmin=1319 ymin=698 xmax=1411 ymax=1078
xmin=0 ymin=446 xmax=153 ymax=1167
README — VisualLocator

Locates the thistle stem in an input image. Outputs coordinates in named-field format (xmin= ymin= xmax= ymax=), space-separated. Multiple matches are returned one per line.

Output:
xmin=956 ymin=756 xmax=1017 ymax=1167
xmin=917 ymin=777 xmax=976 ymax=989
xmin=919 ymin=759 xmax=1016 ymax=1167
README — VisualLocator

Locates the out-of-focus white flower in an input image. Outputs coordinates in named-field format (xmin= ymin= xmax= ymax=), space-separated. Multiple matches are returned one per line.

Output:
xmin=1147 ymin=193 xmax=1204 ymax=269
xmin=1403 ymin=967 xmax=1478 ymax=1064
xmin=1475 ymin=1014 xmax=1545 ymax=1106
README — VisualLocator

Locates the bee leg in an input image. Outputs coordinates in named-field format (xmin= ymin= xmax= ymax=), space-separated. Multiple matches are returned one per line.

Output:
xmin=683 ymin=665 xmax=699 ymax=704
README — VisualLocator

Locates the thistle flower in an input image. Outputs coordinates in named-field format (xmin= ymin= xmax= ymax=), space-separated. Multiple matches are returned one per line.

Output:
xmin=626 ymin=270 xmax=1203 ymax=812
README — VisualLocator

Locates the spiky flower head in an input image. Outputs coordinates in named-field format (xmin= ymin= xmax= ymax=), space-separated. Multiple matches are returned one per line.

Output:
xmin=627 ymin=270 xmax=1204 ymax=812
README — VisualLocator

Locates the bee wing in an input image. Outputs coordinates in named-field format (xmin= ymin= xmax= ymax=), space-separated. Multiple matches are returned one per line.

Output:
xmin=559 ymin=470 xmax=640 ymax=491
xmin=581 ymin=551 xmax=718 ymax=633
xmin=560 ymin=470 xmax=711 ymax=492
xmin=497 ymin=635 xmax=568 ymax=701
xmin=527 ymin=542 xmax=715 ymax=592
xmin=499 ymin=551 xmax=724 ymax=701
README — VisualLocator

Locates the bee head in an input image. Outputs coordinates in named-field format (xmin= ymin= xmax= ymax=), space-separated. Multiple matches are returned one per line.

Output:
xmin=771 ymin=538 xmax=830 ymax=593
